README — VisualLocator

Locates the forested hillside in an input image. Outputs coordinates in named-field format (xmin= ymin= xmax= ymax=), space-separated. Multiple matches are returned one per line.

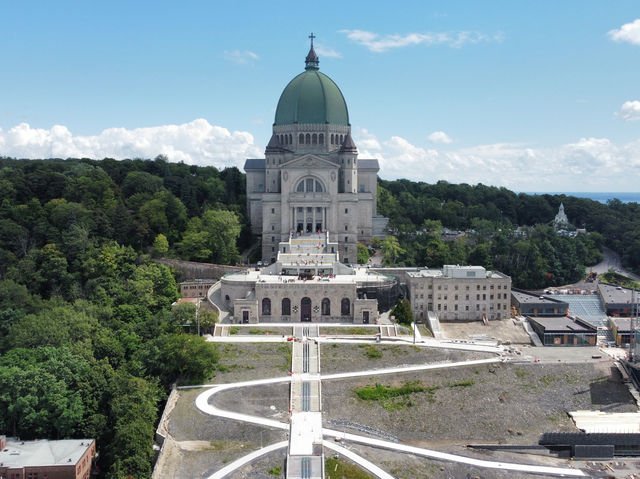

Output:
xmin=0 ymin=156 xmax=639 ymax=477
xmin=0 ymin=156 xmax=239 ymax=478
xmin=377 ymin=179 xmax=640 ymax=287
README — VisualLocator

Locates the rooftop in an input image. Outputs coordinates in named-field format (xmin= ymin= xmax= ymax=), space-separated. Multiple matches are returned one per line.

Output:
xmin=528 ymin=316 xmax=597 ymax=333
xmin=0 ymin=438 xmax=94 ymax=468
xmin=511 ymin=288 xmax=568 ymax=305
xmin=609 ymin=317 xmax=636 ymax=331
xmin=407 ymin=265 xmax=508 ymax=280
xmin=599 ymin=283 xmax=639 ymax=305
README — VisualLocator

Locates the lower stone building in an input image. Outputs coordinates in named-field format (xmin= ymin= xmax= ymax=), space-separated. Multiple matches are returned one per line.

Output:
xmin=407 ymin=265 xmax=511 ymax=321
xmin=221 ymin=232 xmax=395 ymax=323
xmin=0 ymin=436 xmax=95 ymax=479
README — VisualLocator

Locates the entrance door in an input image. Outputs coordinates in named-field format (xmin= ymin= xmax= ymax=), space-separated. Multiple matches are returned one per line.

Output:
xmin=306 ymin=223 xmax=312 ymax=233
xmin=301 ymin=297 xmax=312 ymax=322
xmin=315 ymin=222 xmax=322 ymax=232
xmin=363 ymin=311 xmax=369 ymax=324
xmin=297 ymin=223 xmax=303 ymax=233
xmin=242 ymin=311 xmax=249 ymax=324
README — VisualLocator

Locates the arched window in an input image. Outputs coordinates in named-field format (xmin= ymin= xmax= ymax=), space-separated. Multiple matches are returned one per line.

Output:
xmin=289 ymin=134 xmax=292 ymax=144
xmin=341 ymin=298 xmax=350 ymax=315
xmin=295 ymin=177 xmax=325 ymax=193
xmin=282 ymin=298 xmax=291 ymax=316
xmin=262 ymin=298 xmax=271 ymax=316
xmin=340 ymin=134 xmax=344 ymax=144
xmin=306 ymin=133 xmax=311 ymax=144
xmin=319 ymin=133 xmax=324 ymax=145
xmin=312 ymin=133 xmax=317 ymax=144
xmin=279 ymin=135 xmax=283 ymax=144
xmin=330 ymin=134 xmax=334 ymax=144
xmin=299 ymin=133 xmax=304 ymax=144
xmin=321 ymin=298 xmax=331 ymax=316
xmin=225 ymin=295 xmax=230 ymax=301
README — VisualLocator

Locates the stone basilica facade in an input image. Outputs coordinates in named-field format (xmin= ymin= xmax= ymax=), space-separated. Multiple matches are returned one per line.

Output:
xmin=245 ymin=39 xmax=387 ymax=264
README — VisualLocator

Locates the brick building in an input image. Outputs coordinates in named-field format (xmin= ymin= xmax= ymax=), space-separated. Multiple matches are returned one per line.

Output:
xmin=0 ymin=437 xmax=95 ymax=479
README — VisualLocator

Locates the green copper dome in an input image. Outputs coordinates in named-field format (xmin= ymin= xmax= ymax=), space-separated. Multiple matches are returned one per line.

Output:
xmin=274 ymin=64 xmax=350 ymax=126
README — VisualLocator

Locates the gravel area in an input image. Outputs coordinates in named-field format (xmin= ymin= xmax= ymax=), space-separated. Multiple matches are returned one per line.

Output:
xmin=322 ymin=362 xmax=636 ymax=446
xmin=227 ymin=451 xmax=287 ymax=479
xmin=320 ymin=342 xmax=495 ymax=375
xmin=341 ymin=442 xmax=587 ymax=479
xmin=439 ymin=318 xmax=532 ymax=344
xmin=213 ymin=383 xmax=289 ymax=420
xmin=213 ymin=342 xmax=292 ymax=383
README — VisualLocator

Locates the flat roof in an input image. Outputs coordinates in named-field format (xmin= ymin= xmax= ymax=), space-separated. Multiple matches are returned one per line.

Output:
xmin=609 ymin=317 xmax=635 ymax=331
xmin=599 ymin=283 xmax=637 ymax=305
xmin=407 ymin=268 xmax=508 ymax=279
xmin=528 ymin=316 xmax=596 ymax=333
xmin=0 ymin=438 xmax=93 ymax=468
xmin=511 ymin=289 xmax=567 ymax=305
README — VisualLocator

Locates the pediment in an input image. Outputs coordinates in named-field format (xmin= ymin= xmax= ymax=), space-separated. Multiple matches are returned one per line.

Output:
xmin=284 ymin=154 xmax=338 ymax=169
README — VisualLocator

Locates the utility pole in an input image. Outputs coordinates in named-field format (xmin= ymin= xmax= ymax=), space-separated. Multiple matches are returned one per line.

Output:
xmin=196 ymin=298 xmax=201 ymax=336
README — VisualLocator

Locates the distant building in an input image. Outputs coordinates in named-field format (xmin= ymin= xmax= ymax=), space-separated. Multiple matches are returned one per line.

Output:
xmin=0 ymin=436 xmax=95 ymax=479
xmin=598 ymin=284 xmax=639 ymax=317
xmin=511 ymin=288 xmax=569 ymax=316
xmin=528 ymin=316 xmax=597 ymax=346
xmin=553 ymin=202 xmax=570 ymax=229
xmin=406 ymin=265 xmax=511 ymax=321
xmin=180 ymin=279 xmax=217 ymax=298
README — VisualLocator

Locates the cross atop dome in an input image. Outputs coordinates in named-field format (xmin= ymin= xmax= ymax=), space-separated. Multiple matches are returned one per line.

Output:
xmin=305 ymin=32 xmax=319 ymax=70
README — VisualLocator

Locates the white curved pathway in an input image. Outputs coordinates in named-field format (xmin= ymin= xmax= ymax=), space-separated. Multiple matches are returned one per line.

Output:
xmin=193 ymin=358 xmax=585 ymax=478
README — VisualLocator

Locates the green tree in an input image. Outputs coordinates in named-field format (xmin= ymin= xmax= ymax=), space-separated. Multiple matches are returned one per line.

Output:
xmin=357 ymin=243 xmax=370 ymax=264
xmin=152 ymin=233 xmax=169 ymax=257
xmin=391 ymin=298 xmax=414 ymax=326
xmin=381 ymin=236 xmax=405 ymax=266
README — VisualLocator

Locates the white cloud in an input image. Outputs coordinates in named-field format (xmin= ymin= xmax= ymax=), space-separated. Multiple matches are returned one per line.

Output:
xmin=340 ymin=29 xmax=501 ymax=52
xmin=223 ymin=49 xmax=259 ymax=64
xmin=315 ymin=44 xmax=342 ymax=59
xmin=608 ymin=19 xmax=640 ymax=46
xmin=354 ymin=130 xmax=640 ymax=191
xmin=0 ymin=119 xmax=263 ymax=168
xmin=427 ymin=131 xmax=453 ymax=144
xmin=616 ymin=100 xmax=640 ymax=121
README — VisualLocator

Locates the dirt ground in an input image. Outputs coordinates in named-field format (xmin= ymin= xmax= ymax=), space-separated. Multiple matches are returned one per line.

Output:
xmin=321 ymin=360 xmax=637 ymax=446
xmin=321 ymin=342 xmax=494 ymax=375
xmin=155 ymin=340 xmax=639 ymax=479
xmin=439 ymin=318 xmax=532 ymax=344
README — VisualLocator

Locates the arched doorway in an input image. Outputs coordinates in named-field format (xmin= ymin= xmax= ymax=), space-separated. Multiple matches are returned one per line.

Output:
xmin=301 ymin=297 xmax=312 ymax=322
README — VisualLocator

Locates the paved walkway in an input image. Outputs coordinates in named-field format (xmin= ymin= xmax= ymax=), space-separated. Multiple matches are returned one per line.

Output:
xmin=191 ymin=348 xmax=585 ymax=478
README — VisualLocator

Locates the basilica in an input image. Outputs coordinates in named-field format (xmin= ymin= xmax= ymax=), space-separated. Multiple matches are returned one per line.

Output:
xmin=245 ymin=36 xmax=388 ymax=265
xmin=220 ymin=38 xmax=394 ymax=324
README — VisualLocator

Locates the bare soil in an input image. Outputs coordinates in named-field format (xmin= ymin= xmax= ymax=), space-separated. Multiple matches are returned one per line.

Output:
xmin=439 ymin=318 xmax=532 ymax=344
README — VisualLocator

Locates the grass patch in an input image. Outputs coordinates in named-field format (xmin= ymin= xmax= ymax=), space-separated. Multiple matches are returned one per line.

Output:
xmin=355 ymin=381 xmax=438 ymax=410
xmin=323 ymin=327 xmax=378 ymax=335
xmin=325 ymin=457 xmax=373 ymax=479
xmin=278 ymin=343 xmax=292 ymax=371
xmin=229 ymin=326 xmax=240 ymax=335
xmin=514 ymin=367 xmax=527 ymax=379
xmin=249 ymin=328 xmax=278 ymax=335
xmin=268 ymin=466 xmax=282 ymax=475
xmin=601 ymin=270 xmax=640 ymax=289
xmin=448 ymin=380 xmax=475 ymax=388
xmin=364 ymin=345 xmax=383 ymax=359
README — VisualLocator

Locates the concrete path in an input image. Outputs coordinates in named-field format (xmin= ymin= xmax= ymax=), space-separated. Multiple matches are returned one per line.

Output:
xmin=192 ymin=356 xmax=585 ymax=478
xmin=205 ymin=441 xmax=288 ymax=479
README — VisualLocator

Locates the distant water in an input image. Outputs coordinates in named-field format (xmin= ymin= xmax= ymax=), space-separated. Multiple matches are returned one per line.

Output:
xmin=522 ymin=192 xmax=639 ymax=204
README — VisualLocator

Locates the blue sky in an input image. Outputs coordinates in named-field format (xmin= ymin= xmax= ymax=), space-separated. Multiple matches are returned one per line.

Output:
xmin=1 ymin=1 xmax=640 ymax=192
